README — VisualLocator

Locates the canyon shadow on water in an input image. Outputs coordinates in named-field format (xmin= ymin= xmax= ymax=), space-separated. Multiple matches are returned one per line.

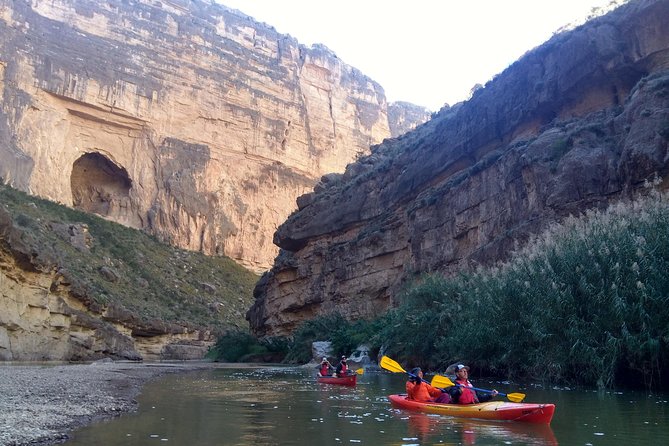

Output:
xmin=65 ymin=365 xmax=669 ymax=445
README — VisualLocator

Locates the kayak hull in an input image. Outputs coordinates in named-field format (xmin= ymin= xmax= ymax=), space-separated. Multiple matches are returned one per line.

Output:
xmin=388 ymin=394 xmax=555 ymax=424
xmin=317 ymin=374 xmax=357 ymax=386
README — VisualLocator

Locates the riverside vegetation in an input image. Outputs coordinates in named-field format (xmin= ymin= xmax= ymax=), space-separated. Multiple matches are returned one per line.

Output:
xmin=214 ymin=185 xmax=669 ymax=391
xmin=0 ymin=183 xmax=258 ymax=332
xmin=4 ymin=179 xmax=667 ymax=389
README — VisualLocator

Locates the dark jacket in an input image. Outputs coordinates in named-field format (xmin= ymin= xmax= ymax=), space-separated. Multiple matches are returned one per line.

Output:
xmin=335 ymin=361 xmax=349 ymax=376
xmin=446 ymin=379 xmax=494 ymax=404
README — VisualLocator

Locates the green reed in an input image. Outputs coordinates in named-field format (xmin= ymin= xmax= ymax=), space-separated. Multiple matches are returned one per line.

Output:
xmin=421 ymin=188 xmax=669 ymax=389
xmin=342 ymin=187 xmax=669 ymax=389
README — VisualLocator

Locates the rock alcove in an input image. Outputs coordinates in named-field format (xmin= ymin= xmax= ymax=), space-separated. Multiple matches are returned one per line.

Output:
xmin=71 ymin=152 xmax=132 ymax=218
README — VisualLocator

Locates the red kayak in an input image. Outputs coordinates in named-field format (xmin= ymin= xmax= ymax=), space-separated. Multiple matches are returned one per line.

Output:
xmin=388 ymin=394 xmax=555 ymax=424
xmin=317 ymin=374 xmax=357 ymax=386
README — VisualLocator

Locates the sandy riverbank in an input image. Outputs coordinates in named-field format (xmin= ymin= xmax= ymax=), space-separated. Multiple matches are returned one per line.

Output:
xmin=0 ymin=360 xmax=219 ymax=446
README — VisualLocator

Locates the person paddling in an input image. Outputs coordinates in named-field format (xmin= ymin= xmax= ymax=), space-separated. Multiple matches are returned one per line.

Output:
xmin=406 ymin=367 xmax=451 ymax=403
xmin=335 ymin=356 xmax=350 ymax=376
xmin=447 ymin=364 xmax=498 ymax=404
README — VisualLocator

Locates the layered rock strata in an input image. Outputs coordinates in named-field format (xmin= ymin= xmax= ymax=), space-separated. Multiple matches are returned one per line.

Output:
xmin=248 ymin=0 xmax=669 ymax=336
xmin=388 ymin=101 xmax=433 ymax=137
xmin=0 ymin=201 xmax=242 ymax=361
xmin=0 ymin=0 xmax=426 ymax=273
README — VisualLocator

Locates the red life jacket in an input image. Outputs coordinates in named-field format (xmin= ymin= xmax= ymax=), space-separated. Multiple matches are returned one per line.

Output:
xmin=319 ymin=364 xmax=330 ymax=375
xmin=456 ymin=378 xmax=478 ymax=404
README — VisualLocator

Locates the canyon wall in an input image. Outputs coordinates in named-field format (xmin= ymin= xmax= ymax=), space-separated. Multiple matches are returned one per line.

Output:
xmin=248 ymin=0 xmax=669 ymax=336
xmin=388 ymin=101 xmax=432 ymax=137
xmin=0 ymin=259 xmax=210 ymax=361
xmin=0 ymin=204 xmax=219 ymax=361
xmin=0 ymin=0 xmax=426 ymax=273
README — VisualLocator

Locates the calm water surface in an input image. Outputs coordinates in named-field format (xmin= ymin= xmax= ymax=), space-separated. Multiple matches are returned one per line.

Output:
xmin=65 ymin=365 xmax=669 ymax=445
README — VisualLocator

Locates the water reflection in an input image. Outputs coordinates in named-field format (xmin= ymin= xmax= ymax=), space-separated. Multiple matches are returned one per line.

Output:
xmin=392 ymin=411 xmax=558 ymax=446
xmin=65 ymin=366 xmax=669 ymax=446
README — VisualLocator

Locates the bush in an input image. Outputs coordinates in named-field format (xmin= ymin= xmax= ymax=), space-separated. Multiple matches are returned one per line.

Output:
xmin=283 ymin=313 xmax=350 ymax=364
xmin=208 ymin=330 xmax=259 ymax=362
xmin=373 ymin=275 xmax=459 ymax=369
xmin=208 ymin=331 xmax=289 ymax=362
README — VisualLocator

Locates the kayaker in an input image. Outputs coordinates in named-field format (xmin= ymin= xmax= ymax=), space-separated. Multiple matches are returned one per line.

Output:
xmin=318 ymin=357 xmax=333 ymax=376
xmin=335 ymin=356 xmax=350 ymax=376
xmin=447 ymin=364 xmax=498 ymax=404
xmin=406 ymin=367 xmax=451 ymax=403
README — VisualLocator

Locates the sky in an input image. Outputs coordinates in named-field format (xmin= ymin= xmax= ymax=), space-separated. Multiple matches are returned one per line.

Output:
xmin=216 ymin=1 xmax=619 ymax=111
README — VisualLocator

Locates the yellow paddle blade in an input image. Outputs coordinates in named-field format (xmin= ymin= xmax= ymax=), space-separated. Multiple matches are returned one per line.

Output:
xmin=355 ymin=368 xmax=365 ymax=375
xmin=430 ymin=374 xmax=455 ymax=388
xmin=379 ymin=355 xmax=407 ymax=373
xmin=507 ymin=392 xmax=526 ymax=403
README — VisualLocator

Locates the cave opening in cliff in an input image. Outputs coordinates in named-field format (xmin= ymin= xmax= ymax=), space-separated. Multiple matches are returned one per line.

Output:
xmin=71 ymin=152 xmax=132 ymax=217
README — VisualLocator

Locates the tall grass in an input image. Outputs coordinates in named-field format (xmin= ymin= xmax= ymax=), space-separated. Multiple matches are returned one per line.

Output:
xmin=421 ymin=186 xmax=669 ymax=389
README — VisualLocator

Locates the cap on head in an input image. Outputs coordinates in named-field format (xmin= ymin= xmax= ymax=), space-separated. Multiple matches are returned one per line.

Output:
xmin=455 ymin=364 xmax=470 ymax=372
xmin=341 ymin=355 xmax=347 ymax=361
xmin=322 ymin=357 xmax=328 ymax=362
xmin=410 ymin=367 xmax=422 ymax=376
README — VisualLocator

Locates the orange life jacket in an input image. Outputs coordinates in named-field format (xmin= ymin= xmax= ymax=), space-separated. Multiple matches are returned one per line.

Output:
xmin=406 ymin=381 xmax=443 ymax=402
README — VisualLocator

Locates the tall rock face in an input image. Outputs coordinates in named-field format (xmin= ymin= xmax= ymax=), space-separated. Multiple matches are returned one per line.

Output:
xmin=248 ymin=0 xmax=669 ymax=337
xmin=0 ymin=204 xmax=215 ymax=361
xmin=0 ymin=0 xmax=426 ymax=273
xmin=388 ymin=101 xmax=432 ymax=138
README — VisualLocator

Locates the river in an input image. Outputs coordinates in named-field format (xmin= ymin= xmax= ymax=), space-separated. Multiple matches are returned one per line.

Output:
xmin=64 ymin=365 xmax=669 ymax=445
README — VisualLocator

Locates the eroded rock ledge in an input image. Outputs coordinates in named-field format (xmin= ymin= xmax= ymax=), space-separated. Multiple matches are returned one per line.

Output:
xmin=248 ymin=0 xmax=669 ymax=337
xmin=0 ymin=199 xmax=250 ymax=361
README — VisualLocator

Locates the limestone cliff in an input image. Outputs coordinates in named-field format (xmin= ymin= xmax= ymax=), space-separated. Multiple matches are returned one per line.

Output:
xmin=0 ymin=0 xmax=426 ymax=273
xmin=388 ymin=101 xmax=432 ymax=138
xmin=248 ymin=0 xmax=669 ymax=337
xmin=0 ymin=184 xmax=258 ymax=361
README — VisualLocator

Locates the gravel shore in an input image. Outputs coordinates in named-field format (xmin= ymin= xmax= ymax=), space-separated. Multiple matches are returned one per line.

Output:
xmin=0 ymin=360 xmax=216 ymax=446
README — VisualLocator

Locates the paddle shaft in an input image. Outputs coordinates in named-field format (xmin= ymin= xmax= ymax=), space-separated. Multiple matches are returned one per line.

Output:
xmin=379 ymin=356 xmax=525 ymax=402
xmin=443 ymin=380 xmax=507 ymax=397
xmin=412 ymin=374 xmax=507 ymax=402
xmin=431 ymin=374 xmax=510 ymax=398
xmin=456 ymin=384 xmax=501 ymax=396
